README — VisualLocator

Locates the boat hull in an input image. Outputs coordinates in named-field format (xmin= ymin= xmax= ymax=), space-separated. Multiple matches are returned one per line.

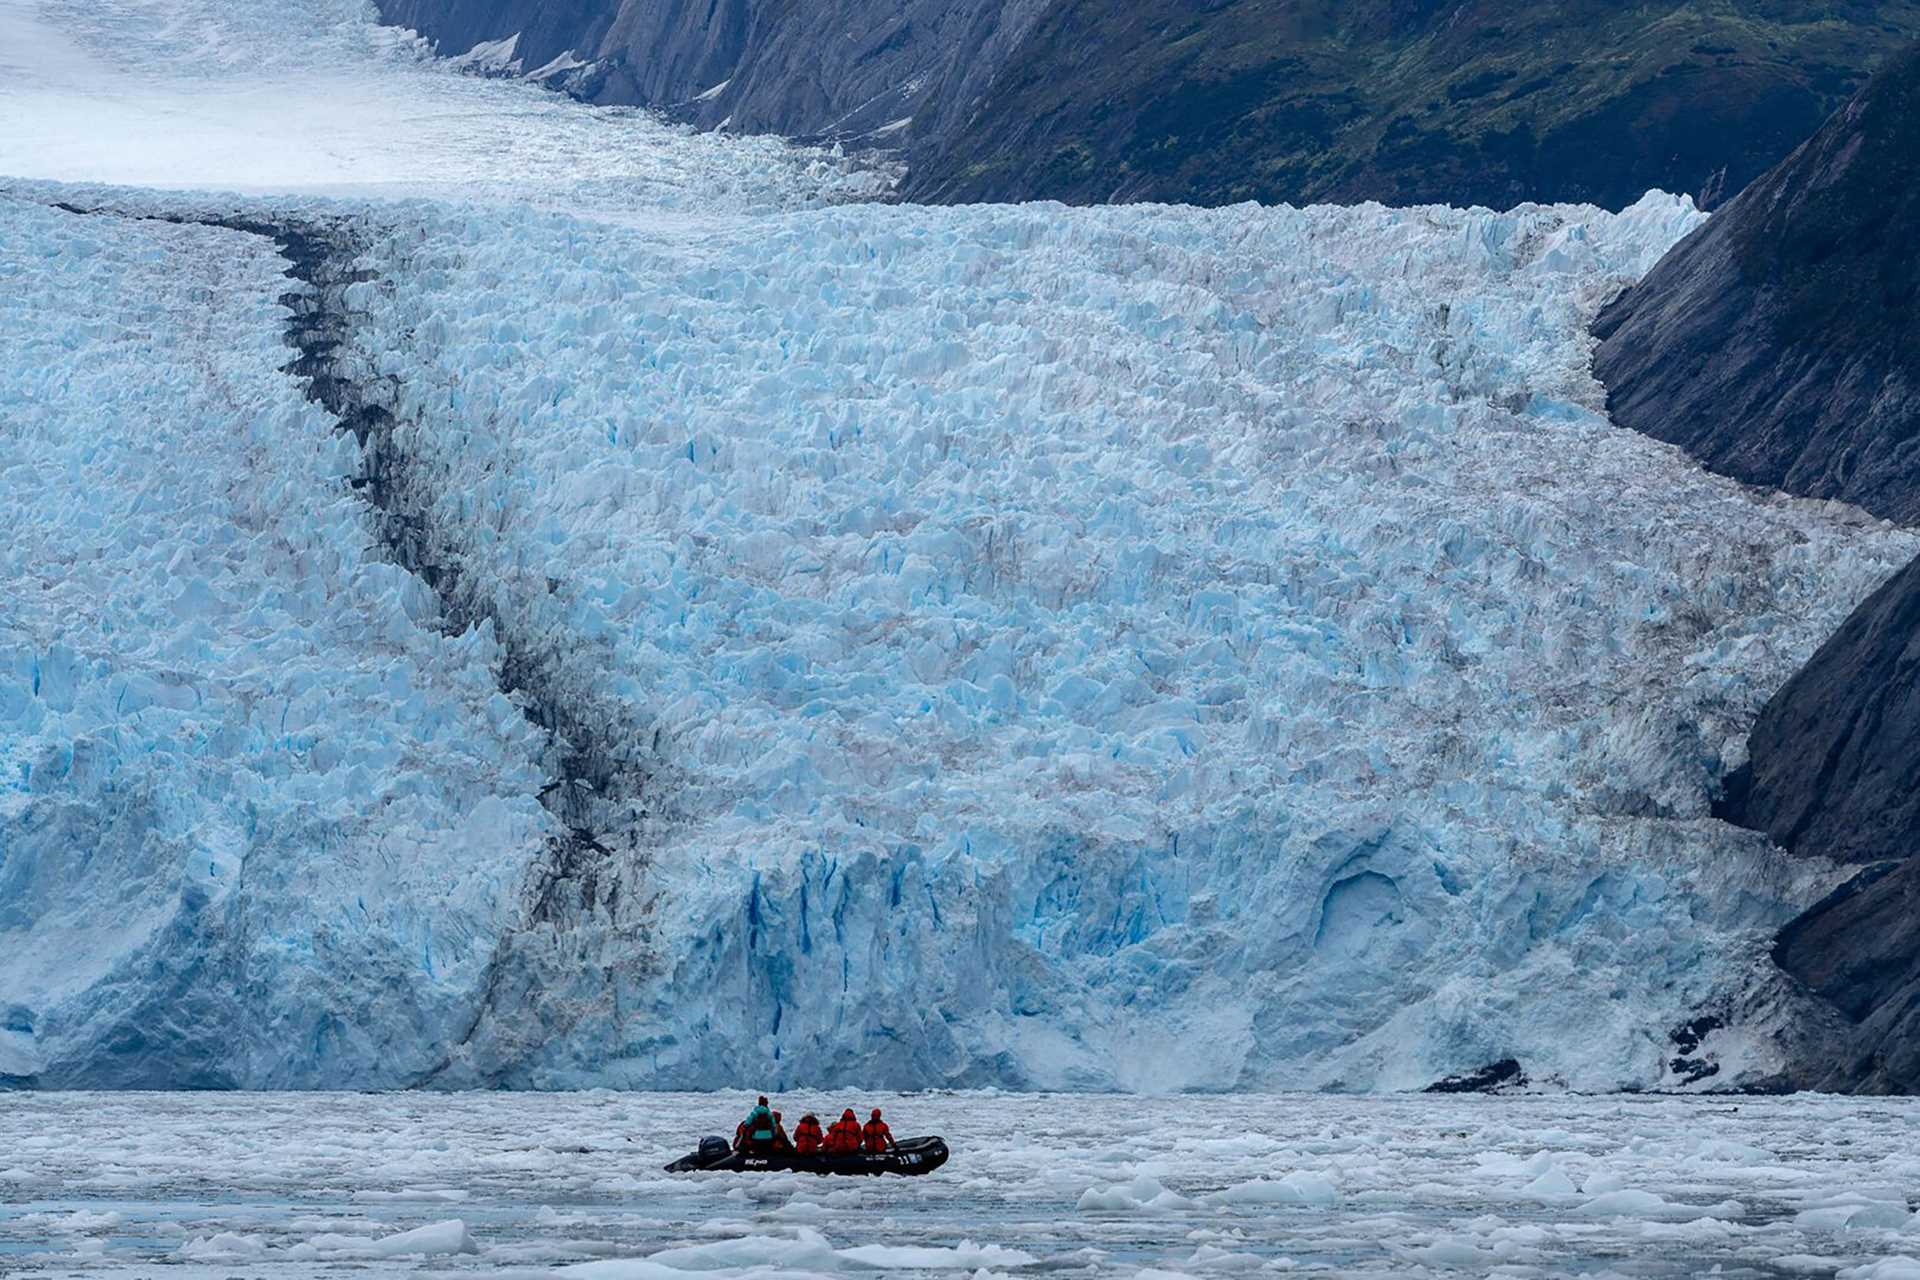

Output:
xmin=665 ymin=1136 xmax=949 ymax=1177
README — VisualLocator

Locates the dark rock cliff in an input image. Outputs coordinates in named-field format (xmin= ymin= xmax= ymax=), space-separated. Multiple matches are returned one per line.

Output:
xmin=375 ymin=0 xmax=1052 ymax=146
xmin=1594 ymin=45 xmax=1920 ymax=1091
xmin=1593 ymin=41 xmax=1920 ymax=522
xmin=375 ymin=0 xmax=1920 ymax=211
xmin=904 ymin=0 xmax=1920 ymax=212
xmin=1724 ymin=550 xmax=1920 ymax=1092
xmin=1720 ymin=553 xmax=1920 ymax=870
xmin=1773 ymin=858 xmax=1920 ymax=1091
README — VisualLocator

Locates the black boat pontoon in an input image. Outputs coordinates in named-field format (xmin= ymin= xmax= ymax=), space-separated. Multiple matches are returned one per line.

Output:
xmin=665 ymin=1135 xmax=949 ymax=1177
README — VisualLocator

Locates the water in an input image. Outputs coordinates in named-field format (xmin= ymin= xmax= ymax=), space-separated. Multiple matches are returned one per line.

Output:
xmin=3 ymin=1091 xmax=1919 ymax=1276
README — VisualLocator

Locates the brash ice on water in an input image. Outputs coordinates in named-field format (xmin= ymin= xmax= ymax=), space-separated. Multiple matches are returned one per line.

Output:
xmin=5 ymin=1092 xmax=1920 ymax=1277
xmin=2 ymin=0 xmax=1917 ymax=1095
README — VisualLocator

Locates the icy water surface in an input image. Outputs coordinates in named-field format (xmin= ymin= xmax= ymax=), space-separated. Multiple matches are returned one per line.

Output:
xmin=4 ymin=1093 xmax=1920 ymax=1277
xmin=7 ymin=0 xmax=1920 ymax=1097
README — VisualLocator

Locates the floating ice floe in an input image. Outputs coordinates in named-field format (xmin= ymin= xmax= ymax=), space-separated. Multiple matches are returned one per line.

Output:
xmin=1077 ymin=1176 xmax=1200 ymax=1214
xmin=286 ymin=1218 xmax=479 ymax=1259
xmin=6 ymin=0 xmax=1920 ymax=1094
xmin=176 ymin=1231 xmax=268 ymax=1260
xmin=7 ymin=1091 xmax=1920 ymax=1279
xmin=1205 ymin=1171 xmax=1340 ymax=1207
xmin=1573 ymin=1188 xmax=1745 ymax=1221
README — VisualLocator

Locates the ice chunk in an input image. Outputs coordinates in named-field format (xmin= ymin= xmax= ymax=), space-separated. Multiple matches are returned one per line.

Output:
xmin=177 ymin=1232 xmax=266 ymax=1260
xmin=290 ymin=1219 xmax=479 ymax=1259
xmin=1078 ymin=1176 xmax=1199 ymax=1213
xmin=369 ymin=1219 xmax=480 ymax=1257
xmin=1841 ymin=1261 xmax=1920 ymax=1280
xmin=839 ymin=1242 xmax=1038 ymax=1268
xmin=1206 ymin=1171 xmax=1340 ymax=1207
xmin=351 ymin=1188 xmax=471 ymax=1203
xmin=1575 ymin=1190 xmax=1744 ymax=1221
xmin=1404 ymin=1237 xmax=1499 ymax=1267
xmin=1522 ymin=1168 xmax=1579 ymax=1197
xmin=644 ymin=1228 xmax=841 ymax=1271
xmin=1796 ymin=1202 xmax=1914 ymax=1232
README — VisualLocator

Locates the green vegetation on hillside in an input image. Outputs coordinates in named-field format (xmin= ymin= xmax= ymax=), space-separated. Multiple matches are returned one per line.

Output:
xmin=905 ymin=0 xmax=1920 ymax=209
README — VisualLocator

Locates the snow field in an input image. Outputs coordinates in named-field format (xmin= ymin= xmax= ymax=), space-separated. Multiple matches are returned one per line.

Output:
xmin=0 ymin=196 xmax=554 ymax=1084
xmin=0 ymin=0 xmax=887 ymax=209
xmin=6 ymin=1091 xmax=1920 ymax=1277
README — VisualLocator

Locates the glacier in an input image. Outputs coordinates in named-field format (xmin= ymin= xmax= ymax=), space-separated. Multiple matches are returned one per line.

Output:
xmin=2 ymin=0 xmax=1918 ymax=1092
xmin=0 ymin=198 xmax=556 ymax=1086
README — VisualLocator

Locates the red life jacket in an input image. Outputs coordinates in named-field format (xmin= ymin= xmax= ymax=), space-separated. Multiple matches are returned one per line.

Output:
xmin=794 ymin=1118 xmax=825 ymax=1154
xmin=825 ymin=1118 xmax=861 ymax=1153
xmin=862 ymin=1119 xmax=894 ymax=1152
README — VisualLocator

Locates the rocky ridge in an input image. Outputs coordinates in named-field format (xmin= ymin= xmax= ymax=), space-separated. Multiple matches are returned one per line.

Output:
xmin=1595 ymin=43 xmax=1920 ymax=1092
xmin=375 ymin=0 xmax=1920 ymax=211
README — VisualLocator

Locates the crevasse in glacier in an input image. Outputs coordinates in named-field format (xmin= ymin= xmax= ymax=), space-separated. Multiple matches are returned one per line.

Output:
xmin=1 ymin=0 xmax=1916 ymax=1092
xmin=0 ymin=199 xmax=553 ymax=1086
xmin=288 ymin=192 xmax=1912 ymax=1091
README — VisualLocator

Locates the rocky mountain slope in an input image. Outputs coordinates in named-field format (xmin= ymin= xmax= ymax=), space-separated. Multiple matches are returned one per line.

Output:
xmin=373 ymin=0 xmax=1054 ymax=148
xmin=374 ymin=0 xmax=1920 ymax=211
xmin=1594 ymin=44 xmax=1920 ymax=1091
xmin=1725 ymin=544 xmax=1920 ymax=1093
xmin=1593 ymin=42 xmax=1920 ymax=522
xmin=902 ymin=0 xmax=1920 ymax=210
xmin=1721 ymin=551 xmax=1920 ymax=872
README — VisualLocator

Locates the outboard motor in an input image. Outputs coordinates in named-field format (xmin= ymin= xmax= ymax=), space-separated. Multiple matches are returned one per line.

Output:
xmin=697 ymin=1135 xmax=731 ymax=1161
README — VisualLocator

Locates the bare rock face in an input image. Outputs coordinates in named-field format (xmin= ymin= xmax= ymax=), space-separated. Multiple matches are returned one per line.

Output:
xmin=374 ymin=1 xmax=1920 ymax=211
xmin=1729 ymin=554 xmax=1920 ymax=1092
xmin=375 ymin=0 xmax=633 ymax=88
xmin=1735 ymin=552 xmax=1920 ymax=1090
xmin=900 ymin=0 xmax=1920 ymax=213
xmin=1719 ymin=554 xmax=1920 ymax=869
xmin=1595 ymin=45 xmax=1920 ymax=1092
xmin=1773 ymin=857 xmax=1920 ymax=1092
xmin=373 ymin=0 xmax=1052 ymax=148
xmin=1593 ymin=42 xmax=1920 ymax=523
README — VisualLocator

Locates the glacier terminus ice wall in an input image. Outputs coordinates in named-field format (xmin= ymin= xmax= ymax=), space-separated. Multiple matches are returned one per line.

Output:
xmin=2 ymin=0 xmax=1917 ymax=1092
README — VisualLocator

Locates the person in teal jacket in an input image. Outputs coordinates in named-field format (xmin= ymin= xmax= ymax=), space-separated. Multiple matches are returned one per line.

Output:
xmin=736 ymin=1096 xmax=777 ymax=1152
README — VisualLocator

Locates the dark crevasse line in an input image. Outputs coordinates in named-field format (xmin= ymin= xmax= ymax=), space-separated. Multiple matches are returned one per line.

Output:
xmin=45 ymin=200 xmax=661 ymax=1082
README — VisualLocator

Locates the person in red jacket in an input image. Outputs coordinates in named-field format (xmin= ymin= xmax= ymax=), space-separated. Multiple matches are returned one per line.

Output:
xmin=825 ymin=1108 xmax=862 ymax=1154
xmin=862 ymin=1108 xmax=896 ymax=1153
xmin=771 ymin=1111 xmax=794 ymax=1153
xmin=792 ymin=1113 xmax=825 ymax=1155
